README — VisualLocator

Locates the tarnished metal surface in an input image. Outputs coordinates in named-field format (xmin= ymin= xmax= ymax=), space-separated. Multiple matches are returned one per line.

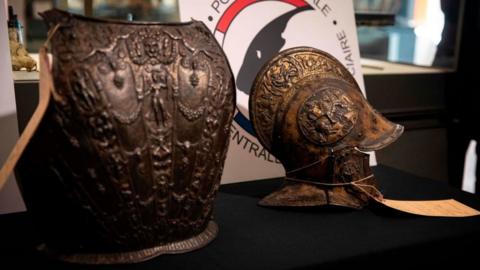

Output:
xmin=250 ymin=47 xmax=403 ymax=209
xmin=16 ymin=9 xmax=235 ymax=264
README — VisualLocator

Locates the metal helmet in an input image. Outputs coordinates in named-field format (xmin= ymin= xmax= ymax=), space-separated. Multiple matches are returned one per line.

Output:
xmin=250 ymin=47 xmax=403 ymax=209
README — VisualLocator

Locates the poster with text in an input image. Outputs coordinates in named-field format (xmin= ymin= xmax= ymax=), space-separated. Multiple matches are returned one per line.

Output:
xmin=179 ymin=0 xmax=375 ymax=183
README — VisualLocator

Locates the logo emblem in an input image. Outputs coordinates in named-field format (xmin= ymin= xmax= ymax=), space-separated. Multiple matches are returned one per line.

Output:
xmin=212 ymin=0 xmax=312 ymax=135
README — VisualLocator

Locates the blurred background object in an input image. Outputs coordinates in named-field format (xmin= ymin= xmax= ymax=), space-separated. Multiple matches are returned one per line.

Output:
xmin=9 ymin=0 xmax=463 ymax=69
xmin=8 ymin=5 xmax=36 ymax=71
xmin=354 ymin=0 xmax=399 ymax=26
xmin=355 ymin=0 xmax=463 ymax=68
xmin=9 ymin=0 xmax=180 ymax=53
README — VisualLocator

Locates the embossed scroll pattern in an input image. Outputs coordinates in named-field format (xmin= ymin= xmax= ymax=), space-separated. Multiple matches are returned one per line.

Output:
xmin=250 ymin=47 xmax=356 ymax=151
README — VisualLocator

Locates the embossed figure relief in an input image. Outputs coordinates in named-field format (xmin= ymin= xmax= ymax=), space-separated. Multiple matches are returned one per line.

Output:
xmin=16 ymin=9 xmax=235 ymax=264
xmin=298 ymin=88 xmax=358 ymax=145
xmin=250 ymin=47 xmax=403 ymax=209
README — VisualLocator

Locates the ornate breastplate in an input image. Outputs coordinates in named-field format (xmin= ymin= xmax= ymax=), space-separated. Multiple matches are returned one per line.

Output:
xmin=16 ymin=9 xmax=235 ymax=264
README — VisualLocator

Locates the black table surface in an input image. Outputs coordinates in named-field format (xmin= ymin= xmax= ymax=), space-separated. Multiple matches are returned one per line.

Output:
xmin=1 ymin=165 xmax=480 ymax=269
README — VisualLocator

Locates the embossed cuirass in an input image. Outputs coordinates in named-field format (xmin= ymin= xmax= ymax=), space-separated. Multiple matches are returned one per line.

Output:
xmin=16 ymin=9 xmax=235 ymax=264
xmin=250 ymin=47 xmax=403 ymax=209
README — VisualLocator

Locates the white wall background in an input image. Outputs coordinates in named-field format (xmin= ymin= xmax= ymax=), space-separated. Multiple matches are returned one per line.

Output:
xmin=0 ymin=1 xmax=26 ymax=214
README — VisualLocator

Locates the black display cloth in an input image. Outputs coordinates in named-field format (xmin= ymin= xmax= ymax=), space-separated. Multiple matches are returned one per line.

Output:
xmin=1 ymin=165 xmax=480 ymax=269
